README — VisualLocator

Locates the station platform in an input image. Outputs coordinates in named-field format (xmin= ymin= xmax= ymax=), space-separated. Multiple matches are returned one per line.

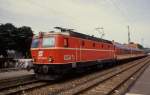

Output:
xmin=0 ymin=70 xmax=34 ymax=80
xmin=125 ymin=62 xmax=150 ymax=95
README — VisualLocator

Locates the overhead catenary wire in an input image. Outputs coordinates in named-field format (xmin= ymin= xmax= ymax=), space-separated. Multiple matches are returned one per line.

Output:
xmin=107 ymin=0 xmax=131 ymax=24
xmin=106 ymin=0 xmax=136 ymax=44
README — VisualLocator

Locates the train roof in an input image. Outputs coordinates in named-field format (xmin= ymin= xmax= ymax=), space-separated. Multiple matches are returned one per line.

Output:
xmin=46 ymin=27 xmax=112 ymax=44
xmin=114 ymin=42 xmax=143 ymax=51
xmin=67 ymin=31 xmax=112 ymax=44
xmin=35 ymin=27 xmax=113 ymax=44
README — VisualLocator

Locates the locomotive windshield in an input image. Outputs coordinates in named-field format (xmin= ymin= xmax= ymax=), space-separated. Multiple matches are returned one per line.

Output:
xmin=31 ymin=38 xmax=39 ymax=48
xmin=42 ymin=37 xmax=55 ymax=47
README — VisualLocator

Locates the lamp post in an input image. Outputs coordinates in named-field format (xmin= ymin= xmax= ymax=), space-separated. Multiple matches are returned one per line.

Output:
xmin=127 ymin=25 xmax=130 ymax=44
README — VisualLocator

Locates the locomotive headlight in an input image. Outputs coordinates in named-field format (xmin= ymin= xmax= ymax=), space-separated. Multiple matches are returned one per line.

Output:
xmin=32 ymin=58 xmax=34 ymax=62
xmin=32 ymin=58 xmax=36 ymax=62
xmin=42 ymin=65 xmax=49 ymax=74
xmin=48 ymin=57 xmax=53 ymax=62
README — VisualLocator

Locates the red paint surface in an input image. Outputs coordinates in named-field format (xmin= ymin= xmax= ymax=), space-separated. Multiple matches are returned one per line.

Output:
xmin=31 ymin=34 xmax=144 ymax=65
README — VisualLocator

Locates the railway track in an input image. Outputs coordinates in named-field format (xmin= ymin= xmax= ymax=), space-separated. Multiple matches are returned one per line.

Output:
xmin=0 ymin=68 xmax=22 ymax=73
xmin=56 ymin=56 xmax=150 ymax=95
xmin=76 ymin=57 xmax=150 ymax=95
xmin=24 ymin=56 xmax=150 ymax=95
xmin=0 ymin=74 xmax=50 ymax=95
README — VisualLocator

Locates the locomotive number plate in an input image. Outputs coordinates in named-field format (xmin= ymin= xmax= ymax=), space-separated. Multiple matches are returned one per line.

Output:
xmin=38 ymin=51 xmax=43 ymax=57
xmin=64 ymin=55 xmax=72 ymax=60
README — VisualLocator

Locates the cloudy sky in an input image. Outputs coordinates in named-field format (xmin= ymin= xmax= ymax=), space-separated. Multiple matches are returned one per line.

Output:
xmin=0 ymin=0 xmax=150 ymax=47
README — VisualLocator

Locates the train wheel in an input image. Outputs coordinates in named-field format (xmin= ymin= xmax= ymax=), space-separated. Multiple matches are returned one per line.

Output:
xmin=4 ymin=62 xmax=8 ymax=68
xmin=97 ymin=63 xmax=103 ymax=69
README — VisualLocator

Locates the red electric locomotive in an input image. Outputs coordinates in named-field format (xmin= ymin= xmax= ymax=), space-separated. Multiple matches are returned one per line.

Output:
xmin=31 ymin=27 xmax=145 ymax=79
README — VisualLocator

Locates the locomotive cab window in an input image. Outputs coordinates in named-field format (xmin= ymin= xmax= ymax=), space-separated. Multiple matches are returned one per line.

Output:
xmin=42 ymin=37 xmax=55 ymax=47
xmin=31 ymin=38 xmax=39 ymax=48
xmin=64 ymin=38 xmax=68 ymax=47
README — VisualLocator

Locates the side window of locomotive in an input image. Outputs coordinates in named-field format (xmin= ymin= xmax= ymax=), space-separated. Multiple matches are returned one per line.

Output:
xmin=82 ymin=41 xmax=85 ymax=47
xmin=93 ymin=43 xmax=95 ymax=47
xmin=114 ymin=46 xmax=116 ymax=50
xmin=42 ymin=37 xmax=55 ymax=47
xmin=108 ymin=45 xmax=110 ymax=49
xmin=31 ymin=38 xmax=39 ymax=48
xmin=101 ymin=44 xmax=104 ymax=48
xmin=64 ymin=38 xmax=68 ymax=47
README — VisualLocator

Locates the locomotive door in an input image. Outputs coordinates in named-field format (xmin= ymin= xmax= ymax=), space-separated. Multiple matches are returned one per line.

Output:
xmin=75 ymin=47 xmax=78 ymax=62
xmin=79 ymin=43 xmax=82 ymax=61
xmin=79 ymin=40 xmax=84 ymax=62
xmin=75 ymin=40 xmax=82 ymax=62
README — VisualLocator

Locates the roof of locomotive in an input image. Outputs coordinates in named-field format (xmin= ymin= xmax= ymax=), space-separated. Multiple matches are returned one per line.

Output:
xmin=68 ymin=31 xmax=112 ymax=44
xmin=35 ymin=31 xmax=113 ymax=44
xmin=34 ymin=29 xmax=113 ymax=44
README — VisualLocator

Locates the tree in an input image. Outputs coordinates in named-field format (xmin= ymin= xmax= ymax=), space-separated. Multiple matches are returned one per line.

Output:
xmin=0 ymin=23 xmax=17 ymax=56
xmin=137 ymin=44 xmax=144 ymax=49
xmin=16 ymin=26 xmax=33 ymax=57
xmin=0 ymin=23 xmax=33 ymax=58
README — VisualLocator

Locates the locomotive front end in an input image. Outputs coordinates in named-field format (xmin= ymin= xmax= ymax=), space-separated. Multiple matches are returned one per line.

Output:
xmin=30 ymin=32 xmax=72 ymax=80
xmin=31 ymin=33 xmax=58 ymax=75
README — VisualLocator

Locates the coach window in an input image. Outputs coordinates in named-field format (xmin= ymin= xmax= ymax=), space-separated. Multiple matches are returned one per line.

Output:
xmin=64 ymin=38 xmax=68 ymax=47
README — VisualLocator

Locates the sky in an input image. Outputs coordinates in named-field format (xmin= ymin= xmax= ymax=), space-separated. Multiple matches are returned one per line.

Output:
xmin=0 ymin=0 xmax=150 ymax=47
